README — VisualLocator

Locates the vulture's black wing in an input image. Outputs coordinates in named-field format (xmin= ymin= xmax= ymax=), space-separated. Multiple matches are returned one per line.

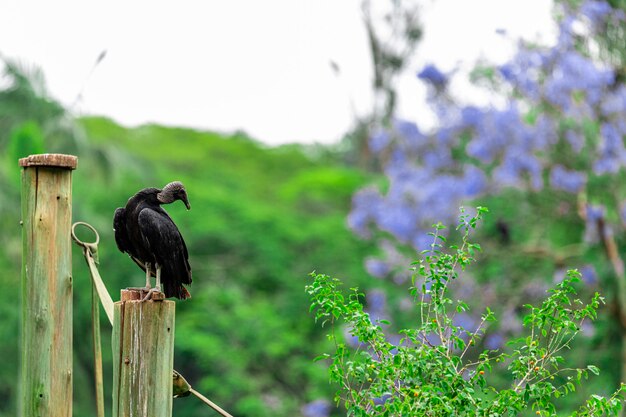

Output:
xmin=177 ymin=228 xmax=192 ymax=285
xmin=113 ymin=207 xmax=131 ymax=253
xmin=137 ymin=207 xmax=192 ymax=298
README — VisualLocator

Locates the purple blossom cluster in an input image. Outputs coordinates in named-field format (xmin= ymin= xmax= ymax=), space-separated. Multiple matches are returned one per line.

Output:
xmin=365 ymin=289 xmax=388 ymax=323
xmin=581 ymin=0 xmax=613 ymax=24
xmin=550 ymin=165 xmax=587 ymax=193
xmin=301 ymin=399 xmax=331 ymax=417
xmin=350 ymin=0 xmax=626 ymax=279
xmin=417 ymin=64 xmax=448 ymax=88
xmin=344 ymin=2 xmax=626 ymax=357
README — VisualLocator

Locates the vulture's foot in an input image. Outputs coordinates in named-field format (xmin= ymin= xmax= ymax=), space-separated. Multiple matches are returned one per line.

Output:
xmin=126 ymin=286 xmax=151 ymax=293
xmin=141 ymin=287 xmax=164 ymax=302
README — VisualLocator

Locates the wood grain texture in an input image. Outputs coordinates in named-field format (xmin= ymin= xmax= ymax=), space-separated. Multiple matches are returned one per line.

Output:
xmin=113 ymin=291 xmax=175 ymax=417
xmin=20 ymin=162 xmax=74 ymax=417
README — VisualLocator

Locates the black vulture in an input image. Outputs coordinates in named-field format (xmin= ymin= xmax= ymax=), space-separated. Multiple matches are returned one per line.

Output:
xmin=113 ymin=181 xmax=192 ymax=300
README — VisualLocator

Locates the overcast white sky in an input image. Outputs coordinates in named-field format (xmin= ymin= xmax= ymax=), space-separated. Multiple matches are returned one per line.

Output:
xmin=1 ymin=0 xmax=555 ymax=145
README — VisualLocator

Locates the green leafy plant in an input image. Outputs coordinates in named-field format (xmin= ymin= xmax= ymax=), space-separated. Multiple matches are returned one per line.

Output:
xmin=307 ymin=207 xmax=625 ymax=416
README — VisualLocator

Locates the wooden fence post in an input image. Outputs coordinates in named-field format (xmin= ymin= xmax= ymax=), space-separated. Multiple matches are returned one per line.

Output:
xmin=113 ymin=289 xmax=175 ymax=417
xmin=19 ymin=153 xmax=77 ymax=417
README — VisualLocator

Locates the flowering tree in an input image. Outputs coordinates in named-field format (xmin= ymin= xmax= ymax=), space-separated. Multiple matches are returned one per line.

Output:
xmin=349 ymin=0 xmax=626 ymax=386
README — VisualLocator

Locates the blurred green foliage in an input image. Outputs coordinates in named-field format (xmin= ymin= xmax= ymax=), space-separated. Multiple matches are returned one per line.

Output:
xmin=0 ymin=59 xmax=382 ymax=416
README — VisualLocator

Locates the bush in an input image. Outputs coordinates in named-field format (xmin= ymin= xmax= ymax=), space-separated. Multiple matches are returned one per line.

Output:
xmin=307 ymin=208 xmax=625 ymax=416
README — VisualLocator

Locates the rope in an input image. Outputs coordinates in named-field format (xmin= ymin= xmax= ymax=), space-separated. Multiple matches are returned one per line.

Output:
xmin=72 ymin=222 xmax=105 ymax=417
xmin=72 ymin=222 xmax=114 ymax=324
xmin=72 ymin=222 xmax=235 ymax=416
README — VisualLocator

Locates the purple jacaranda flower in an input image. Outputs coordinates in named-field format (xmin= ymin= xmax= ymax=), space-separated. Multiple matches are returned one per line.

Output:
xmin=463 ymin=165 xmax=487 ymax=196
xmin=348 ymin=187 xmax=383 ymax=237
xmin=302 ymin=400 xmax=332 ymax=417
xmin=544 ymin=51 xmax=614 ymax=112
xmin=583 ymin=204 xmax=605 ymax=243
xmin=453 ymin=313 xmax=477 ymax=333
xmin=370 ymin=129 xmax=391 ymax=153
xmin=366 ymin=257 xmax=391 ymax=278
xmin=580 ymin=264 xmax=598 ymax=285
xmin=485 ymin=332 xmax=505 ymax=350
xmin=418 ymin=64 xmax=448 ymax=87
xmin=461 ymin=106 xmax=483 ymax=127
xmin=494 ymin=151 xmax=543 ymax=190
xmin=413 ymin=232 xmax=435 ymax=252
xmin=366 ymin=289 xmax=388 ymax=322
xmin=394 ymin=119 xmax=424 ymax=144
xmin=581 ymin=0 xmax=612 ymax=25
xmin=422 ymin=148 xmax=453 ymax=170
xmin=601 ymin=86 xmax=626 ymax=117
xmin=586 ymin=204 xmax=606 ymax=221
xmin=593 ymin=122 xmax=626 ymax=174
xmin=549 ymin=165 xmax=587 ymax=193
xmin=373 ymin=394 xmax=392 ymax=406
xmin=498 ymin=63 xmax=515 ymax=82
xmin=565 ymin=129 xmax=585 ymax=153
xmin=581 ymin=320 xmax=596 ymax=337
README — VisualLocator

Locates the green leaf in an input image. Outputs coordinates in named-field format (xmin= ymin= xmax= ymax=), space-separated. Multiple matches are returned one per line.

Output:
xmin=587 ymin=365 xmax=600 ymax=376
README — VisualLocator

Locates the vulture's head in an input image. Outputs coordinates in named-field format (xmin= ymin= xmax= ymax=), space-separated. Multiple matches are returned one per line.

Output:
xmin=158 ymin=181 xmax=191 ymax=210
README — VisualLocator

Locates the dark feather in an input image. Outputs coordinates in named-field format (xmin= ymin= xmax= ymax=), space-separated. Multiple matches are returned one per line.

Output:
xmin=113 ymin=183 xmax=192 ymax=299
xmin=113 ymin=207 xmax=129 ymax=252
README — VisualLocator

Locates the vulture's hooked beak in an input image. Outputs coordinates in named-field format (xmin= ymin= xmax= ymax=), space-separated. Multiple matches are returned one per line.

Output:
xmin=183 ymin=197 xmax=191 ymax=210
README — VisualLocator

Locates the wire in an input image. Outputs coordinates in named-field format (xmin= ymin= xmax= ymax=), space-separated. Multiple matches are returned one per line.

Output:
xmin=190 ymin=388 xmax=235 ymax=417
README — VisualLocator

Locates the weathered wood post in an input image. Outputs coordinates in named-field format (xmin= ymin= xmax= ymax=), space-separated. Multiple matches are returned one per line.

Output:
xmin=19 ymin=153 xmax=77 ymax=417
xmin=113 ymin=289 xmax=175 ymax=417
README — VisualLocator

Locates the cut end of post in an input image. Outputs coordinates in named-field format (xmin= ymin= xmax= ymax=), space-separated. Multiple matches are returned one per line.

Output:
xmin=19 ymin=154 xmax=78 ymax=170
